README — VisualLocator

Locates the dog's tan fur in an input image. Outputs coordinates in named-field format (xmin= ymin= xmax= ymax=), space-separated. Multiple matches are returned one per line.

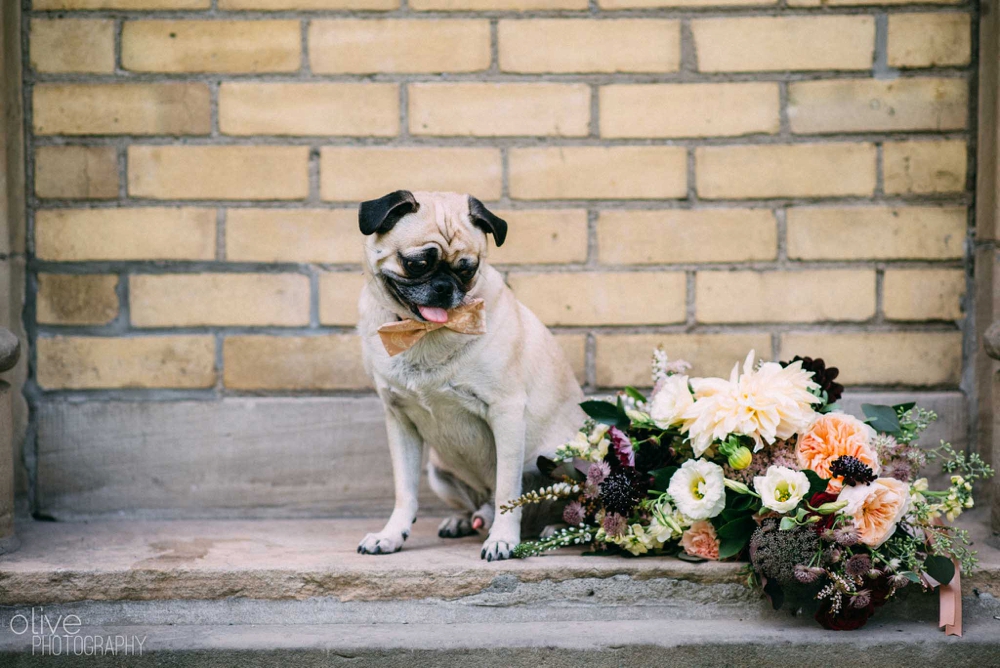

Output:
xmin=357 ymin=191 xmax=584 ymax=560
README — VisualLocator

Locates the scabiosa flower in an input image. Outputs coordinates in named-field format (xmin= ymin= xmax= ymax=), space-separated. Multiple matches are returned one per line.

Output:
xmin=609 ymin=427 xmax=635 ymax=468
xmin=599 ymin=468 xmax=644 ymax=517
xmin=587 ymin=461 xmax=611 ymax=486
xmin=794 ymin=564 xmax=825 ymax=584
xmin=829 ymin=455 xmax=877 ymax=487
xmin=602 ymin=512 xmax=627 ymax=538
xmin=563 ymin=501 xmax=586 ymax=526
xmin=845 ymin=554 xmax=872 ymax=577
xmin=833 ymin=526 xmax=860 ymax=547
xmin=851 ymin=589 xmax=872 ymax=609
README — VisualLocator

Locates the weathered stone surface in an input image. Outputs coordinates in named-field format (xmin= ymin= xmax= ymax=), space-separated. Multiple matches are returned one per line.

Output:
xmin=984 ymin=321 xmax=1000 ymax=360
xmin=0 ymin=329 xmax=19 ymax=373
xmin=36 ymin=397 xmax=443 ymax=518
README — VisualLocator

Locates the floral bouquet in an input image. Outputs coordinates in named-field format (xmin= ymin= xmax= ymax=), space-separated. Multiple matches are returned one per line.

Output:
xmin=502 ymin=349 xmax=993 ymax=632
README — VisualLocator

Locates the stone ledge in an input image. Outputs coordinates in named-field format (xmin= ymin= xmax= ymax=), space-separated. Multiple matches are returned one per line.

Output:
xmin=0 ymin=516 xmax=997 ymax=606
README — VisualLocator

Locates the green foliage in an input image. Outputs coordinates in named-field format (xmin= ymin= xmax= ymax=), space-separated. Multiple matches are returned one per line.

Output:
xmin=861 ymin=404 xmax=901 ymax=434
xmin=923 ymin=554 xmax=955 ymax=585
xmin=716 ymin=516 xmax=757 ymax=560
xmin=803 ymin=469 xmax=829 ymax=497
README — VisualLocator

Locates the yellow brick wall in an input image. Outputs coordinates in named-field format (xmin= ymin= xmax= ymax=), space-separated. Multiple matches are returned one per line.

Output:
xmin=24 ymin=0 xmax=973 ymax=398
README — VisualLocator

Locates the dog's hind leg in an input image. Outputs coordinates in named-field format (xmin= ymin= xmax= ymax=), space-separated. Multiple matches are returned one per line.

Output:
xmin=428 ymin=463 xmax=489 ymax=538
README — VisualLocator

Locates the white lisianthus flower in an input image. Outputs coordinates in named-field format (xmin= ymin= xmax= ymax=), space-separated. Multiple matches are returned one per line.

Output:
xmin=754 ymin=465 xmax=811 ymax=514
xmin=649 ymin=374 xmax=694 ymax=429
xmin=682 ymin=351 xmax=821 ymax=456
xmin=667 ymin=459 xmax=727 ymax=521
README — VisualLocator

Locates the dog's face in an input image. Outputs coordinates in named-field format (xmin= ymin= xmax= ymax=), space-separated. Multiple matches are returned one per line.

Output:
xmin=359 ymin=191 xmax=507 ymax=322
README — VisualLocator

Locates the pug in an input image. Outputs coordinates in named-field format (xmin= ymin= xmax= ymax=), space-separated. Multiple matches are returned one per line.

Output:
xmin=355 ymin=190 xmax=584 ymax=561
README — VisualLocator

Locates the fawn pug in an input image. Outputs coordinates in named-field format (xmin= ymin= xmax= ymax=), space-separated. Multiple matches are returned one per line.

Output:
xmin=356 ymin=190 xmax=584 ymax=561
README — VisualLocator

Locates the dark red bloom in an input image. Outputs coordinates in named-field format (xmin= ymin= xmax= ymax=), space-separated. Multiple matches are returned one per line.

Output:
xmin=807 ymin=491 xmax=839 ymax=534
xmin=814 ymin=599 xmax=874 ymax=631
xmin=609 ymin=427 xmax=635 ymax=468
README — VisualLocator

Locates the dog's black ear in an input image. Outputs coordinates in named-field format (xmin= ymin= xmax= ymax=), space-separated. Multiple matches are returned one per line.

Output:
xmin=468 ymin=197 xmax=507 ymax=247
xmin=359 ymin=190 xmax=420 ymax=236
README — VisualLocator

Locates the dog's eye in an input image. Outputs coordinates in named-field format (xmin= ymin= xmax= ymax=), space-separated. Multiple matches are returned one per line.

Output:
xmin=402 ymin=257 xmax=431 ymax=277
xmin=454 ymin=261 xmax=478 ymax=281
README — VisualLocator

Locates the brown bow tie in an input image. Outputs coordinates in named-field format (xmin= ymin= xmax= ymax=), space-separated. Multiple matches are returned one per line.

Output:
xmin=377 ymin=299 xmax=487 ymax=357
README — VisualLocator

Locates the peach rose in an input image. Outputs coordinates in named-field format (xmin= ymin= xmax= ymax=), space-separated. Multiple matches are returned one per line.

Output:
xmin=796 ymin=412 xmax=880 ymax=492
xmin=837 ymin=478 xmax=911 ymax=548
xmin=680 ymin=520 xmax=720 ymax=560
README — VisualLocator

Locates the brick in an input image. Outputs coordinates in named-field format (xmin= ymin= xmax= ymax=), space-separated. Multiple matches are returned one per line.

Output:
xmin=600 ymin=83 xmax=779 ymax=138
xmin=598 ymin=209 xmax=777 ymax=264
xmin=509 ymin=147 xmax=687 ymax=200
xmin=319 ymin=272 xmax=366 ymax=326
xmin=696 ymin=143 xmax=876 ymax=199
xmin=499 ymin=20 xmax=680 ymax=73
xmin=34 ymin=0 xmax=208 ymax=7
xmin=224 ymin=336 xmax=370 ymax=390
xmin=219 ymin=83 xmax=399 ymax=137
xmin=780 ymin=332 xmax=962 ymax=386
xmin=786 ymin=206 xmax=966 ymax=260
xmin=692 ymin=17 xmax=874 ymax=72
xmin=36 ymin=336 xmax=215 ymax=390
xmin=320 ymin=147 xmax=501 ymax=201
xmin=128 ymin=146 xmax=309 ymax=200
xmin=35 ymin=146 xmax=118 ymax=200
xmin=130 ymin=274 xmax=310 ymax=328
xmin=596 ymin=333 xmax=773 ymax=387
xmin=489 ymin=210 xmax=589 ymax=265
xmin=35 ymin=208 xmax=216 ymax=262
xmin=30 ymin=19 xmax=114 ymax=74
xmin=220 ymin=0 xmax=396 ymax=7
xmin=819 ymin=0 xmax=961 ymax=5
xmin=414 ymin=0 xmax=585 ymax=7
xmin=884 ymin=140 xmax=967 ymax=195
xmin=508 ymin=272 xmax=686 ymax=326
xmin=696 ymin=270 xmax=876 ymax=324
xmin=601 ymin=0 xmax=772 ymax=5
xmin=788 ymin=79 xmax=968 ymax=134
xmin=555 ymin=334 xmax=586 ymax=385
xmin=409 ymin=83 xmax=590 ymax=137
xmin=310 ymin=20 xmax=490 ymax=74
xmin=226 ymin=209 xmax=359 ymax=264
xmin=33 ymin=84 xmax=210 ymax=136
xmin=36 ymin=275 xmax=119 ymax=326
xmin=122 ymin=21 xmax=300 ymax=73
xmin=889 ymin=13 xmax=971 ymax=68
xmin=883 ymin=269 xmax=966 ymax=321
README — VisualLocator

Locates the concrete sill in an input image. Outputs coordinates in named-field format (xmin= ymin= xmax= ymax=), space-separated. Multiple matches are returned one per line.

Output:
xmin=0 ymin=516 xmax=998 ymax=606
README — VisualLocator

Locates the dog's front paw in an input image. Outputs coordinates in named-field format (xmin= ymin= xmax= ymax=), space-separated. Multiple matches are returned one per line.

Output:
xmin=358 ymin=530 xmax=407 ymax=555
xmin=480 ymin=536 xmax=518 ymax=562
xmin=438 ymin=515 xmax=476 ymax=538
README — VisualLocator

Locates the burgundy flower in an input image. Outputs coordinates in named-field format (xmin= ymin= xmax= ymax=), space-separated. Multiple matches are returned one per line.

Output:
xmin=814 ymin=598 xmax=874 ymax=631
xmin=807 ymin=491 xmax=840 ymax=534
xmin=609 ymin=427 xmax=635 ymax=468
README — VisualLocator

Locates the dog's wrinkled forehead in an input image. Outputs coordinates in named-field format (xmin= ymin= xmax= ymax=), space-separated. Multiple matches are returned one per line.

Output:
xmin=359 ymin=190 xmax=507 ymax=265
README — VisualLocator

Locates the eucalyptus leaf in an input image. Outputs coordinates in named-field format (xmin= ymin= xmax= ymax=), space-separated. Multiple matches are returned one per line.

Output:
xmin=924 ymin=554 xmax=955 ymax=585
xmin=580 ymin=400 xmax=620 ymax=425
xmin=779 ymin=516 xmax=798 ymax=531
xmin=893 ymin=402 xmax=916 ymax=414
xmin=862 ymin=403 xmax=901 ymax=434
xmin=903 ymin=571 xmax=922 ymax=583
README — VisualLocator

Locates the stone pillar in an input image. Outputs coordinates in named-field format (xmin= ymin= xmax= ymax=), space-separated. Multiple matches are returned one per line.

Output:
xmin=0 ymin=328 xmax=19 ymax=553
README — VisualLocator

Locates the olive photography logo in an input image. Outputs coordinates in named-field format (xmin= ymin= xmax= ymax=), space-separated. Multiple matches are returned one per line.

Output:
xmin=4 ymin=607 xmax=146 ymax=657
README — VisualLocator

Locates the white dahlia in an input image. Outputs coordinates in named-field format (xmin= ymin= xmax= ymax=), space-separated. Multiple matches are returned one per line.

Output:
xmin=649 ymin=374 xmax=694 ymax=429
xmin=667 ymin=459 xmax=727 ymax=521
xmin=681 ymin=351 xmax=821 ymax=456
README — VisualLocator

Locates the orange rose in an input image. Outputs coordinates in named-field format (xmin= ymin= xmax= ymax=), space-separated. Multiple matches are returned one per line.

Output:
xmin=680 ymin=520 xmax=720 ymax=560
xmin=837 ymin=478 xmax=911 ymax=548
xmin=796 ymin=413 xmax=880 ymax=492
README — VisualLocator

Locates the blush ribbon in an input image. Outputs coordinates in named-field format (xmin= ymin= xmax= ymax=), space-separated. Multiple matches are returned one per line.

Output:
xmin=377 ymin=298 xmax=486 ymax=357
xmin=939 ymin=558 xmax=962 ymax=636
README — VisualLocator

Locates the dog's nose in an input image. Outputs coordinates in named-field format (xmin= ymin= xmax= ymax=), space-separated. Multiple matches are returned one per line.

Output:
xmin=431 ymin=280 xmax=451 ymax=296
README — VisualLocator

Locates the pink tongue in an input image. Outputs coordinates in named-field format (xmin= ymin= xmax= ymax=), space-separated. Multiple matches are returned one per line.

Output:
xmin=418 ymin=305 xmax=449 ymax=323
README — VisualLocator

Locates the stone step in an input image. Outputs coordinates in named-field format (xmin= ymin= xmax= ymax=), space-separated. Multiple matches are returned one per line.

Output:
xmin=1 ymin=517 xmax=999 ymax=665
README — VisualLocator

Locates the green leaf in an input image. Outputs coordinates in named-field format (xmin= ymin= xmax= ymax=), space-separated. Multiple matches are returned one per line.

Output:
xmin=716 ymin=516 xmax=756 ymax=559
xmin=615 ymin=396 xmax=630 ymax=429
xmin=924 ymin=555 xmax=955 ymax=585
xmin=580 ymin=400 xmax=619 ymax=425
xmin=779 ymin=517 xmax=798 ymax=531
xmin=902 ymin=571 xmax=922 ymax=583
xmin=862 ymin=403 xmax=901 ymax=434
xmin=650 ymin=466 xmax=677 ymax=492
xmin=803 ymin=469 xmax=829 ymax=497
xmin=624 ymin=387 xmax=647 ymax=404
xmin=731 ymin=494 xmax=758 ymax=513
xmin=893 ymin=402 xmax=916 ymax=414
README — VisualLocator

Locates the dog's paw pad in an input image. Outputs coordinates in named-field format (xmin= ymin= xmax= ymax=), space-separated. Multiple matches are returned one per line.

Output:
xmin=358 ymin=532 xmax=405 ymax=555
xmin=437 ymin=515 xmax=475 ymax=538
xmin=480 ymin=539 xmax=517 ymax=562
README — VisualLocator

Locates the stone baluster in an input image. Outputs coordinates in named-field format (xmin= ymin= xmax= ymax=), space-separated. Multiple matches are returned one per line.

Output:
xmin=0 ymin=327 xmax=20 ymax=554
